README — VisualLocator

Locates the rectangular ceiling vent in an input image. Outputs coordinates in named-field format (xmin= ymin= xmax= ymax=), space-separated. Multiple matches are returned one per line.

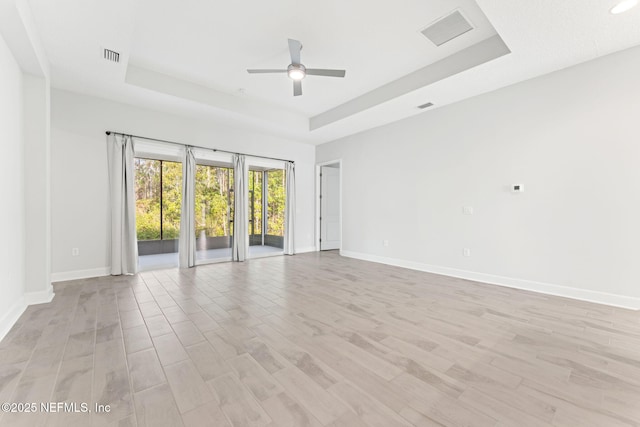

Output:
xmin=103 ymin=48 xmax=120 ymax=63
xmin=421 ymin=10 xmax=474 ymax=47
xmin=417 ymin=102 xmax=434 ymax=109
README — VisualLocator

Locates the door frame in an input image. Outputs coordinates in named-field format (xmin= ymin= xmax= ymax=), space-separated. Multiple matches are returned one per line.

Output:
xmin=315 ymin=159 xmax=342 ymax=252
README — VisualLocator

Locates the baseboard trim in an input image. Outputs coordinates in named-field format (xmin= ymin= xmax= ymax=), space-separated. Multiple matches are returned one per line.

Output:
xmin=51 ymin=267 xmax=111 ymax=282
xmin=296 ymin=246 xmax=317 ymax=254
xmin=341 ymin=250 xmax=640 ymax=311
xmin=1 ymin=287 xmax=57 ymax=342
xmin=24 ymin=286 xmax=55 ymax=305
xmin=0 ymin=297 xmax=27 ymax=342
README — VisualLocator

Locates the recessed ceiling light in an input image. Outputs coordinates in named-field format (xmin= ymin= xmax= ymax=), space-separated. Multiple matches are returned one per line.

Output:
xmin=611 ymin=0 xmax=637 ymax=14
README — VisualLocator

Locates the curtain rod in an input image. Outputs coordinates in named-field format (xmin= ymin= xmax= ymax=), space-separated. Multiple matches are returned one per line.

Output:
xmin=105 ymin=131 xmax=294 ymax=164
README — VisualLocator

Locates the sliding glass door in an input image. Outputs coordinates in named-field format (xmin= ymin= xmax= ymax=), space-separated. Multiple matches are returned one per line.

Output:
xmin=265 ymin=169 xmax=285 ymax=249
xmin=248 ymin=167 xmax=285 ymax=258
xmin=194 ymin=163 xmax=234 ymax=263
xmin=133 ymin=149 xmax=290 ymax=270
xmin=134 ymin=158 xmax=182 ymax=270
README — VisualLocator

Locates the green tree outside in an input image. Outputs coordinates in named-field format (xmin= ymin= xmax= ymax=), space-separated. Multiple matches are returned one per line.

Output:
xmin=195 ymin=165 xmax=233 ymax=238
xmin=134 ymin=159 xmax=285 ymax=241
xmin=266 ymin=169 xmax=285 ymax=236
xmin=134 ymin=158 xmax=182 ymax=241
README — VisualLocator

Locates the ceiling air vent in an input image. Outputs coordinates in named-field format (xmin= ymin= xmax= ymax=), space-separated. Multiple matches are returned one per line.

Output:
xmin=421 ymin=10 xmax=473 ymax=46
xmin=103 ymin=48 xmax=120 ymax=63
xmin=417 ymin=102 xmax=434 ymax=109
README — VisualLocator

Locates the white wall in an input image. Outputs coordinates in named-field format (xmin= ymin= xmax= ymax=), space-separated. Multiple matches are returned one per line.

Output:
xmin=23 ymin=74 xmax=51 ymax=295
xmin=0 ymin=0 xmax=53 ymax=341
xmin=51 ymin=89 xmax=316 ymax=279
xmin=0 ymin=32 xmax=25 ymax=338
xmin=317 ymin=44 xmax=640 ymax=308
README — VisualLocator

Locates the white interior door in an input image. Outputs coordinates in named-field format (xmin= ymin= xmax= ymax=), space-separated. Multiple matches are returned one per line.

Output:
xmin=320 ymin=166 xmax=340 ymax=250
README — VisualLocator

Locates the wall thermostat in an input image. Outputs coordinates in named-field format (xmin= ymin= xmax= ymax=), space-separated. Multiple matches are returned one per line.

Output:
xmin=512 ymin=184 xmax=524 ymax=193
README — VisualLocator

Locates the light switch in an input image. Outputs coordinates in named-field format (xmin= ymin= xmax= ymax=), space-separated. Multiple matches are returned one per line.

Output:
xmin=463 ymin=206 xmax=474 ymax=215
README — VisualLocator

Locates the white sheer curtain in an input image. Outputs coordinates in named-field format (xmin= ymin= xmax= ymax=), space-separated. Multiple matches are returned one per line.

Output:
xmin=106 ymin=133 xmax=138 ymax=275
xmin=179 ymin=147 xmax=196 ymax=268
xmin=232 ymin=154 xmax=248 ymax=261
xmin=284 ymin=161 xmax=296 ymax=255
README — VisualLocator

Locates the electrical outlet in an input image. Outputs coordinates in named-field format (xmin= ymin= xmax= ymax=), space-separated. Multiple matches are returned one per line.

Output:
xmin=463 ymin=248 xmax=471 ymax=257
xmin=383 ymin=240 xmax=389 ymax=247
xmin=512 ymin=184 xmax=524 ymax=193
xmin=72 ymin=248 xmax=79 ymax=256
xmin=463 ymin=206 xmax=474 ymax=215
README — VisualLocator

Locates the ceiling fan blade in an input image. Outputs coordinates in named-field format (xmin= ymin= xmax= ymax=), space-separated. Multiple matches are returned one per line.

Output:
xmin=293 ymin=80 xmax=302 ymax=96
xmin=306 ymin=69 xmax=346 ymax=78
xmin=247 ymin=69 xmax=287 ymax=74
xmin=288 ymin=39 xmax=302 ymax=64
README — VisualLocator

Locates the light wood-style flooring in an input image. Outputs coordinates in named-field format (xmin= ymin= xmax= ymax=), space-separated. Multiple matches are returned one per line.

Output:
xmin=1 ymin=251 xmax=639 ymax=426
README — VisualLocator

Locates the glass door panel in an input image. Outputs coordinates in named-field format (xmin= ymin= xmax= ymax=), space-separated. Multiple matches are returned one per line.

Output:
xmin=247 ymin=167 xmax=285 ymax=258
xmin=134 ymin=158 xmax=182 ymax=270
xmin=249 ymin=170 xmax=263 ymax=246
xmin=161 ymin=161 xmax=183 ymax=241
xmin=195 ymin=164 xmax=234 ymax=263
xmin=265 ymin=169 xmax=285 ymax=250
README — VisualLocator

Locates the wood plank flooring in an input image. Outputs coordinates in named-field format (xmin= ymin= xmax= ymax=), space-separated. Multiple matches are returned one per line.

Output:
xmin=1 ymin=251 xmax=639 ymax=426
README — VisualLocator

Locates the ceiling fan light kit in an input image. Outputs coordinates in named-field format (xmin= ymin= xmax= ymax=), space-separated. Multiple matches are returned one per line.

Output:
xmin=247 ymin=39 xmax=346 ymax=96
xmin=287 ymin=64 xmax=306 ymax=80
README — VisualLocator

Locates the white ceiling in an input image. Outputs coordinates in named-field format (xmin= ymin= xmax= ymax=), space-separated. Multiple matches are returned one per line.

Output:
xmin=129 ymin=0 xmax=497 ymax=116
xmin=27 ymin=0 xmax=640 ymax=144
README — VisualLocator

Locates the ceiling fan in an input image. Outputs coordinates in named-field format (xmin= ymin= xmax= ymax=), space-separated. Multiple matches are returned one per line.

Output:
xmin=247 ymin=39 xmax=346 ymax=96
